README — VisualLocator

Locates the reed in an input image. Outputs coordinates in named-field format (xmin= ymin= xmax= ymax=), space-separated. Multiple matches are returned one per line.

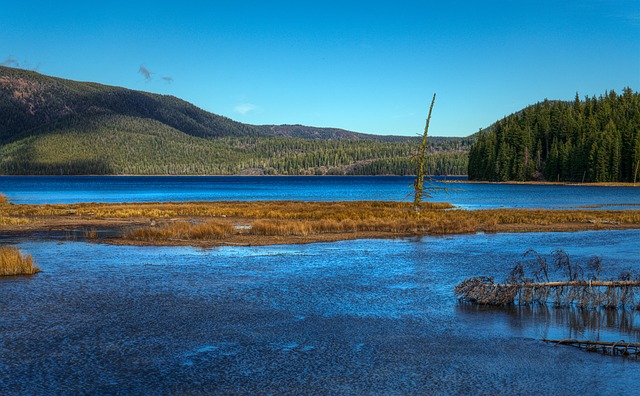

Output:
xmin=126 ymin=220 xmax=234 ymax=241
xmin=250 ymin=220 xmax=311 ymax=236
xmin=0 ymin=247 xmax=40 ymax=276
xmin=0 ymin=201 xmax=454 ymax=220
xmin=3 ymin=200 xmax=640 ymax=245
xmin=0 ymin=216 xmax=30 ymax=226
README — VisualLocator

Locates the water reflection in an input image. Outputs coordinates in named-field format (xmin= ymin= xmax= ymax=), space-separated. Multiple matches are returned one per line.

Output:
xmin=457 ymin=303 xmax=640 ymax=342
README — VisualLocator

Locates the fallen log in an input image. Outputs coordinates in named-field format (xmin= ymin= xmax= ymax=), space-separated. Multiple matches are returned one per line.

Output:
xmin=455 ymin=277 xmax=640 ymax=308
xmin=499 ymin=280 xmax=640 ymax=288
xmin=455 ymin=250 xmax=640 ymax=308
xmin=544 ymin=338 xmax=640 ymax=359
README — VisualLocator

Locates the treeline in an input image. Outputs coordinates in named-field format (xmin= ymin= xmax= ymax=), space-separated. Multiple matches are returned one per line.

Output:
xmin=468 ymin=88 xmax=640 ymax=182
xmin=0 ymin=114 xmax=470 ymax=176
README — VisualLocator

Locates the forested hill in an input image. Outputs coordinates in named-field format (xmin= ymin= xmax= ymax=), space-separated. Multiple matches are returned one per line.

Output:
xmin=468 ymin=88 xmax=640 ymax=183
xmin=0 ymin=66 xmax=472 ymax=175
xmin=0 ymin=66 xmax=261 ymax=143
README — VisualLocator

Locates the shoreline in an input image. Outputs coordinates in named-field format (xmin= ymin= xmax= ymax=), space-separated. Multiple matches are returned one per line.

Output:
xmin=444 ymin=180 xmax=639 ymax=187
xmin=0 ymin=174 xmax=636 ymax=188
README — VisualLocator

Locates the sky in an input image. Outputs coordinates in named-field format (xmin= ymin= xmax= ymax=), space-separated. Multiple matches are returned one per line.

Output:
xmin=1 ymin=1 xmax=639 ymax=137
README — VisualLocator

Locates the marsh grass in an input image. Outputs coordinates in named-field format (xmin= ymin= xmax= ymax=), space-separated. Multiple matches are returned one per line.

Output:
xmin=0 ymin=247 xmax=40 ymax=276
xmin=0 ymin=193 xmax=26 ymax=226
xmin=0 ymin=216 xmax=30 ymax=226
xmin=249 ymin=214 xmax=479 ymax=236
xmin=126 ymin=220 xmax=234 ymax=241
xmin=2 ymin=200 xmax=640 ymax=243
xmin=1 ymin=201 xmax=454 ymax=220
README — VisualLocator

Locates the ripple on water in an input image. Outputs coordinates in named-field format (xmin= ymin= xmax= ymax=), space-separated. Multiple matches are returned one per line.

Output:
xmin=1 ymin=230 xmax=639 ymax=394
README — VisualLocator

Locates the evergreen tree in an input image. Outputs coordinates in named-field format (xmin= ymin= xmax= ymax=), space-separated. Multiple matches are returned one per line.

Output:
xmin=468 ymin=88 xmax=640 ymax=182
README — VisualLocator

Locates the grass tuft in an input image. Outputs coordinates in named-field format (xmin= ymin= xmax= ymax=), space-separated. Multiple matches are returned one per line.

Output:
xmin=0 ymin=247 xmax=40 ymax=276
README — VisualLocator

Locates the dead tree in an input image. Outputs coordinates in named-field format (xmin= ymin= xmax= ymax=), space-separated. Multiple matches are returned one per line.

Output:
xmin=455 ymin=250 xmax=640 ymax=309
xmin=413 ymin=93 xmax=436 ymax=212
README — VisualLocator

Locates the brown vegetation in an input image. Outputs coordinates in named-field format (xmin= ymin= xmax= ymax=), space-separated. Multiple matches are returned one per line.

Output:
xmin=126 ymin=220 xmax=235 ymax=242
xmin=0 ymin=200 xmax=639 ymax=246
xmin=0 ymin=246 xmax=40 ymax=276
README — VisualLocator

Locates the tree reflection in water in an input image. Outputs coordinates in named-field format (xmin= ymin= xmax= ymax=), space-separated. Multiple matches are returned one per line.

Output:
xmin=456 ymin=303 xmax=640 ymax=342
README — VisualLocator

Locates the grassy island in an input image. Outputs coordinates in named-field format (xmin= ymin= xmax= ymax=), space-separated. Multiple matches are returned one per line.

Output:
xmin=1 ymin=200 xmax=640 ymax=247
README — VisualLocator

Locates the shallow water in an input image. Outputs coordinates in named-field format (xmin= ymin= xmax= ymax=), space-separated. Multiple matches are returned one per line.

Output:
xmin=1 ymin=230 xmax=639 ymax=394
xmin=1 ymin=175 xmax=639 ymax=209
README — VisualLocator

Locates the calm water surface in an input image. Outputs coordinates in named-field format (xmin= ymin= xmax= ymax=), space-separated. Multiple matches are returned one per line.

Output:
xmin=0 ymin=175 xmax=639 ymax=209
xmin=1 ymin=230 xmax=639 ymax=394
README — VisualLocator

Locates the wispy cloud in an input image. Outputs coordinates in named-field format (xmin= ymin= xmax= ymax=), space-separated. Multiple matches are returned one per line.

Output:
xmin=0 ymin=57 xmax=42 ymax=71
xmin=138 ymin=65 xmax=153 ymax=81
xmin=162 ymin=76 xmax=174 ymax=84
xmin=234 ymin=103 xmax=257 ymax=115
xmin=1 ymin=55 xmax=19 ymax=67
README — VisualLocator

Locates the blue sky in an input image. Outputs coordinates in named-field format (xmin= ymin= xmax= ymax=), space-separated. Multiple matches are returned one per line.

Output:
xmin=1 ymin=1 xmax=638 ymax=137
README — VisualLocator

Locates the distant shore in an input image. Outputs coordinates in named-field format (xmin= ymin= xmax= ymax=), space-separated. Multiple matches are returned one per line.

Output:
xmin=444 ymin=179 xmax=639 ymax=187
xmin=1 ymin=200 xmax=639 ymax=247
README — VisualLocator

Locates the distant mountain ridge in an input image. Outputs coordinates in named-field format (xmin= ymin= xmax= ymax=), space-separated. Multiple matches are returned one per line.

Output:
xmin=253 ymin=124 xmax=415 ymax=142
xmin=0 ymin=66 xmax=420 ymax=143
xmin=0 ymin=66 xmax=473 ymax=175
xmin=0 ymin=65 xmax=261 ymax=143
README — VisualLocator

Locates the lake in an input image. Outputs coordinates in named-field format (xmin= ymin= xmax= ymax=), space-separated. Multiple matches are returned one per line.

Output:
xmin=1 ymin=230 xmax=639 ymax=394
xmin=0 ymin=175 xmax=639 ymax=209
xmin=0 ymin=176 xmax=639 ymax=394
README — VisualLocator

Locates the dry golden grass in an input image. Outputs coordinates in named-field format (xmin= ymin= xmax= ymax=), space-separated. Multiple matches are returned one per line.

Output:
xmin=0 ymin=216 xmax=30 ymax=226
xmin=248 ymin=214 xmax=474 ymax=237
xmin=0 ymin=247 xmax=40 ymax=276
xmin=1 ymin=200 xmax=640 ymax=245
xmin=0 ymin=200 xmax=453 ymax=220
xmin=0 ymin=193 xmax=33 ymax=226
xmin=126 ymin=220 xmax=234 ymax=241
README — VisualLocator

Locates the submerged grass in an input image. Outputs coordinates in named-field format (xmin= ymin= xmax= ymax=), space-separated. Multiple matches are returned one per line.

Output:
xmin=0 ymin=247 xmax=40 ymax=276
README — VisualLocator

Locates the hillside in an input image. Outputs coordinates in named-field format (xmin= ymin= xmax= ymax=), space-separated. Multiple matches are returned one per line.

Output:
xmin=0 ymin=66 xmax=472 ymax=175
xmin=468 ymin=89 xmax=640 ymax=183
xmin=0 ymin=66 xmax=262 ymax=143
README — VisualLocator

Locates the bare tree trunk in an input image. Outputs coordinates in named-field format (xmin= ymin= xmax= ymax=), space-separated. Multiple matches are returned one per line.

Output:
xmin=414 ymin=93 xmax=436 ymax=212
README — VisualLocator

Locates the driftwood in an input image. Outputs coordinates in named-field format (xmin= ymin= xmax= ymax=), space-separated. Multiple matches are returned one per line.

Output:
xmin=455 ymin=276 xmax=640 ymax=308
xmin=455 ymin=250 xmax=640 ymax=309
xmin=544 ymin=338 xmax=640 ymax=359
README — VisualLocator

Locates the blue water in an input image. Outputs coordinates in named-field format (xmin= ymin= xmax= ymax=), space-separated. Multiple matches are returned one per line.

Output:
xmin=1 ymin=176 xmax=639 ymax=393
xmin=0 ymin=175 xmax=639 ymax=209
xmin=1 ymin=230 xmax=639 ymax=394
